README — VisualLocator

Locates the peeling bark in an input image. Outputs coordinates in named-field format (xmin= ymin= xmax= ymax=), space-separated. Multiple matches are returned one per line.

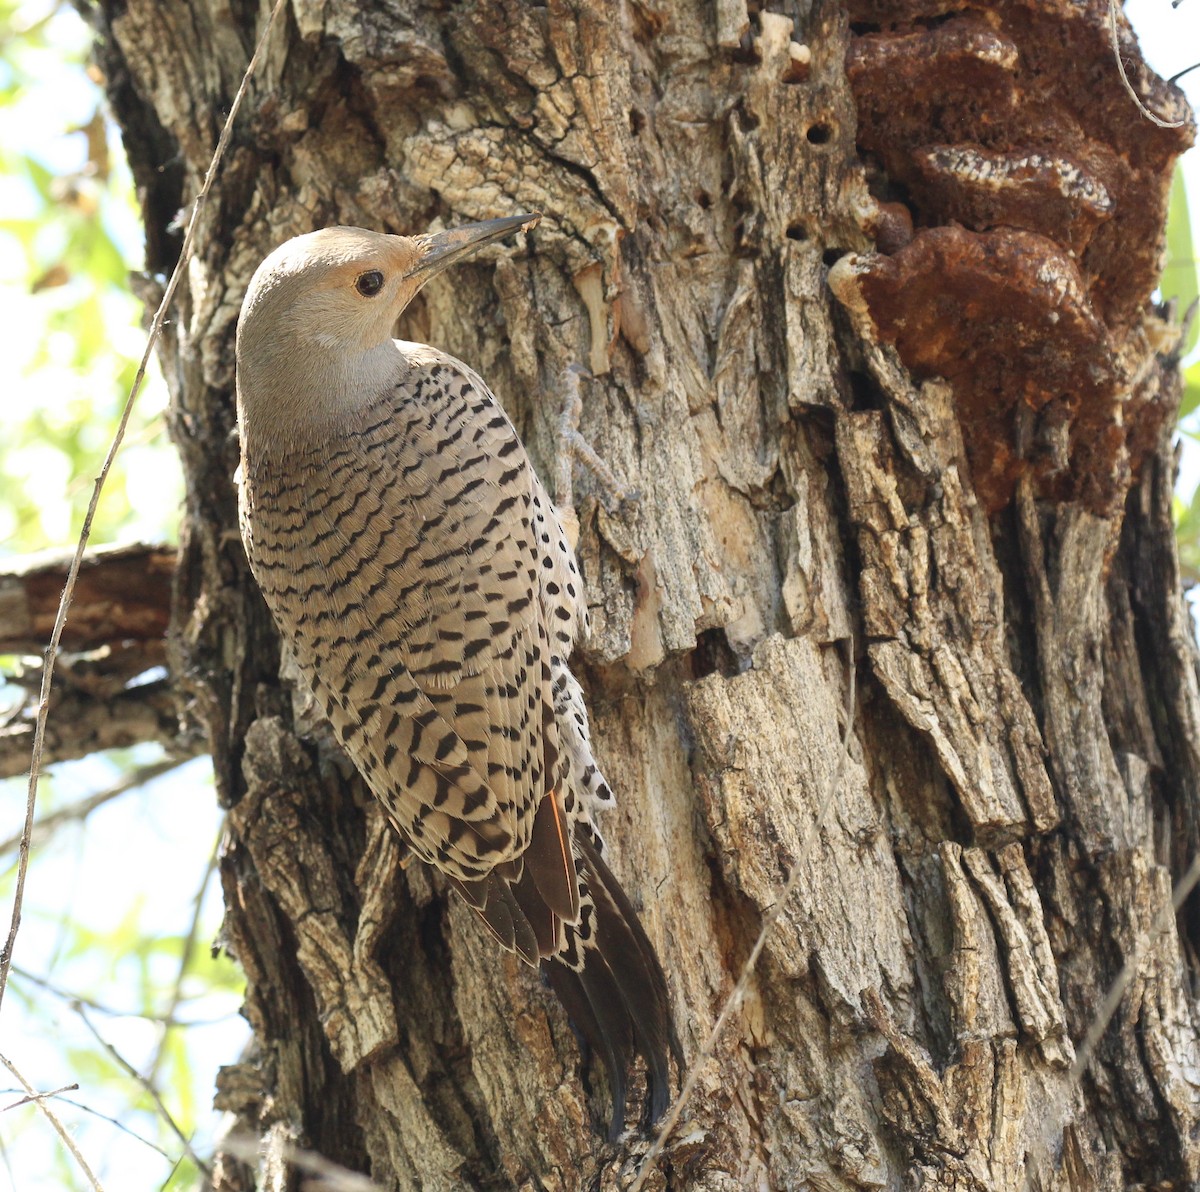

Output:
xmin=85 ymin=0 xmax=1198 ymax=1188
xmin=0 ymin=542 xmax=174 ymax=656
xmin=0 ymin=544 xmax=191 ymax=777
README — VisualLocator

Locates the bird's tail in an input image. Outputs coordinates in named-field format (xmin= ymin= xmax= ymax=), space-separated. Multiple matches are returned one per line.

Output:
xmin=544 ymin=830 xmax=678 ymax=1139
xmin=453 ymin=801 xmax=677 ymax=1136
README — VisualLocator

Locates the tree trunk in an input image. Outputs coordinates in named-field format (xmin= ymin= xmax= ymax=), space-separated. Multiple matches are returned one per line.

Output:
xmin=90 ymin=0 xmax=1196 ymax=1187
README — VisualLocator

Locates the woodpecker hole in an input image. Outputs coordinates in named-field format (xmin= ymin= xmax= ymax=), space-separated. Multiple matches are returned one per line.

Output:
xmin=786 ymin=223 xmax=808 ymax=241
xmin=690 ymin=628 xmax=739 ymax=680
xmin=806 ymin=123 xmax=833 ymax=145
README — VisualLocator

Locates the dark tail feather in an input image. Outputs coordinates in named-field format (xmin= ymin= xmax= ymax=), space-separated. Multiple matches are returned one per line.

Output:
xmin=456 ymin=789 xmax=581 ymax=963
xmin=579 ymin=833 xmax=677 ymax=1119
xmin=545 ymin=953 xmax=632 ymax=1138
xmin=545 ymin=833 xmax=677 ymax=1136
xmin=524 ymin=787 xmax=580 ymax=923
xmin=452 ymin=863 xmax=543 ymax=965
xmin=453 ymin=807 xmax=677 ymax=1135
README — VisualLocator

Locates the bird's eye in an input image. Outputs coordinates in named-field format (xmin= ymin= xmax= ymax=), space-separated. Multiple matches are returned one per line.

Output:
xmin=355 ymin=270 xmax=385 ymax=297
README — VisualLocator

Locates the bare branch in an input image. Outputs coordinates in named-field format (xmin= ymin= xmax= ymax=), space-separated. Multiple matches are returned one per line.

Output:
xmin=0 ymin=757 xmax=188 ymax=853
xmin=1107 ymin=0 xmax=1188 ymax=129
xmin=146 ymin=829 xmax=222 ymax=1085
xmin=74 ymin=1004 xmax=213 ymax=1180
xmin=9 ymin=963 xmax=230 ymax=1028
xmin=221 ymin=1135 xmax=384 ymax=1192
xmin=0 ymin=1120 xmax=16 ymax=1187
xmin=1027 ymin=849 xmax=1200 ymax=1186
xmin=0 ymin=680 xmax=192 ymax=780
xmin=1 ymin=1081 xmax=78 ymax=1113
xmin=57 ymin=1096 xmax=174 ymax=1162
xmin=0 ymin=543 xmax=174 ymax=657
xmin=0 ymin=0 xmax=290 ymax=1015
xmin=0 ymin=1051 xmax=105 ymax=1192
xmin=1072 ymin=851 xmax=1200 ymax=1080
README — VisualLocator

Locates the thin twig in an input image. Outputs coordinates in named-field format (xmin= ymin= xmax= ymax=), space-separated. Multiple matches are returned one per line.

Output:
xmin=1 ymin=1080 xmax=78 ymax=1113
xmin=74 ymin=1003 xmax=213 ymax=1180
xmin=1167 ymin=61 xmax=1199 ymax=86
xmin=2 ymin=1085 xmax=175 ymax=1163
xmin=0 ymin=1051 xmax=104 ymax=1192
xmin=0 ymin=757 xmax=186 ymax=856
xmin=157 ymin=1154 xmax=187 ymax=1192
xmin=9 ymin=963 xmax=226 ymax=1027
xmin=57 ymin=1096 xmax=174 ymax=1161
xmin=146 ymin=829 xmax=222 ymax=1086
xmin=1 ymin=965 xmax=85 ymax=1010
xmin=0 ymin=1123 xmax=16 ymax=1190
xmin=556 ymin=365 xmax=634 ymax=514
xmin=0 ymin=0 xmax=290 ymax=1017
xmin=1108 ymin=0 xmax=1187 ymax=129
xmin=629 ymin=645 xmax=857 ymax=1192
xmin=1069 ymin=851 xmax=1200 ymax=1085
xmin=222 ymin=1134 xmax=384 ymax=1191
xmin=1026 ymin=850 xmax=1200 ymax=1188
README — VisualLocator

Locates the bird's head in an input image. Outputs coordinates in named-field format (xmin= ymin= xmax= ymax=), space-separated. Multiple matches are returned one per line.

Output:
xmin=239 ymin=215 xmax=540 ymax=356
xmin=235 ymin=215 xmax=539 ymax=436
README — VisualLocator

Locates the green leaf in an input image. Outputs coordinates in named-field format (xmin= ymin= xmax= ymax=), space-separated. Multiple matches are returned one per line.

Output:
xmin=1175 ymin=478 xmax=1200 ymax=586
xmin=161 ymin=1154 xmax=199 ymax=1191
xmin=1182 ymin=359 xmax=1200 ymax=422
xmin=19 ymin=152 xmax=55 ymax=203
xmin=1164 ymin=169 xmax=1199 ymax=363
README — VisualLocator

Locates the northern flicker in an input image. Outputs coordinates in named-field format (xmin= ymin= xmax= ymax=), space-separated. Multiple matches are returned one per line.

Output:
xmin=235 ymin=215 xmax=675 ymax=1135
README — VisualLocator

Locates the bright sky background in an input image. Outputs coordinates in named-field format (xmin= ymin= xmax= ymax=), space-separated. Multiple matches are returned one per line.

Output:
xmin=0 ymin=1 xmax=1197 ymax=1189
xmin=1127 ymin=2 xmax=1200 ymax=225
xmin=1130 ymin=0 xmax=1200 ymax=495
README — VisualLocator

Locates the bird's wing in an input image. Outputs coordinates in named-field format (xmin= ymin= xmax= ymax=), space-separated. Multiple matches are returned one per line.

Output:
xmin=242 ymin=347 xmax=579 ymax=942
xmin=341 ymin=353 xmax=577 ymax=923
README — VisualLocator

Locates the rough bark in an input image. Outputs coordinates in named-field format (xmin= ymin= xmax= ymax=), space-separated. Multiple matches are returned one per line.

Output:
xmin=86 ymin=0 xmax=1196 ymax=1188
xmin=0 ymin=542 xmax=174 ymax=657
xmin=0 ymin=544 xmax=191 ymax=777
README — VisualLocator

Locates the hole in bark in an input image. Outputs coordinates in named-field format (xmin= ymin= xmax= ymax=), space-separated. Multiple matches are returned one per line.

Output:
xmin=732 ymin=27 xmax=761 ymax=65
xmin=696 ymin=190 xmax=712 ymax=209
xmin=736 ymin=99 xmax=761 ymax=131
xmin=629 ymin=108 xmax=645 ymax=135
xmin=806 ymin=122 xmax=833 ymax=145
xmin=690 ymin=628 xmax=739 ymax=680
xmin=786 ymin=223 xmax=808 ymax=241
xmin=847 ymin=368 xmax=882 ymax=411
xmin=822 ymin=247 xmax=848 ymax=267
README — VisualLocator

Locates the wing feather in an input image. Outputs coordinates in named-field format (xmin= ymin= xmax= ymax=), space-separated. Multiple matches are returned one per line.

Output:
xmin=306 ymin=351 xmax=559 ymax=883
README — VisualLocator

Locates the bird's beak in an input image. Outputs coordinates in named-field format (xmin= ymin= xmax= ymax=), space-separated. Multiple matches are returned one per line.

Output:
xmin=408 ymin=213 xmax=541 ymax=286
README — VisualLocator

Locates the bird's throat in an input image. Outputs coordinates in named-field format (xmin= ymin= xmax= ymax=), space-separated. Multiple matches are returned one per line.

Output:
xmin=238 ymin=339 xmax=403 ymax=455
